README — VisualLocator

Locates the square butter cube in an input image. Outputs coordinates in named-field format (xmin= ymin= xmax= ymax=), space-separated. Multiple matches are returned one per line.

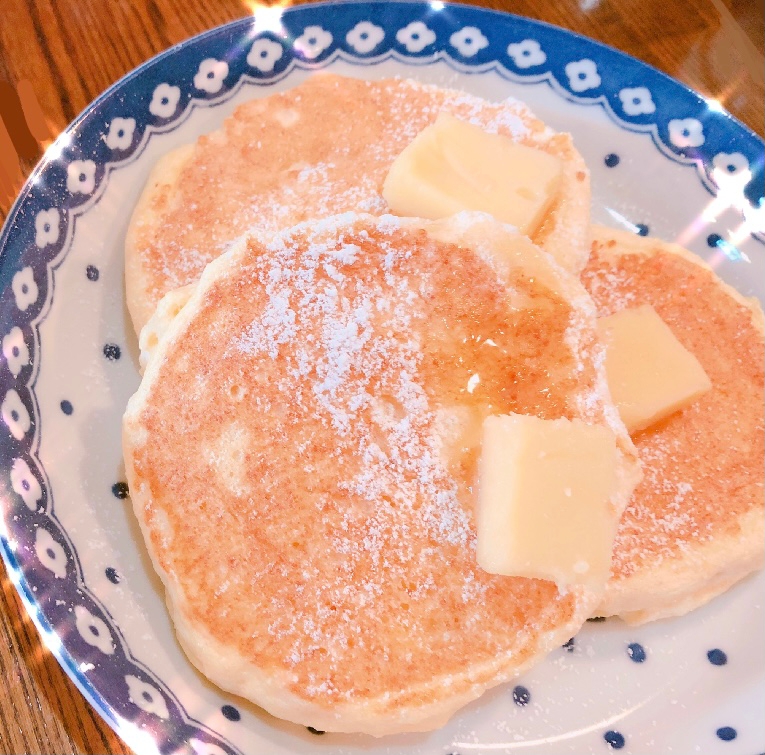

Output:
xmin=598 ymin=304 xmax=712 ymax=434
xmin=476 ymin=414 xmax=619 ymax=589
xmin=382 ymin=112 xmax=562 ymax=236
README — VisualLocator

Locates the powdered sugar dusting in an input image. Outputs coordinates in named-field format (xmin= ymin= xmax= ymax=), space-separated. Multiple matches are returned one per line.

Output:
xmin=607 ymin=427 xmax=723 ymax=577
xmin=583 ymin=244 xmax=764 ymax=579
xmin=135 ymin=74 xmax=541 ymax=320
xmin=132 ymin=212 xmax=602 ymax=711
xmin=232 ymin=215 xmax=476 ymax=660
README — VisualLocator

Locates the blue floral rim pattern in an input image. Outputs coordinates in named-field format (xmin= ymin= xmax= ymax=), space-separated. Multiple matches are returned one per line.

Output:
xmin=0 ymin=2 xmax=763 ymax=752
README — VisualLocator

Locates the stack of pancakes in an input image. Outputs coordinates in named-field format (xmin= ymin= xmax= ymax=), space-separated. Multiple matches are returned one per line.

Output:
xmin=122 ymin=75 xmax=764 ymax=735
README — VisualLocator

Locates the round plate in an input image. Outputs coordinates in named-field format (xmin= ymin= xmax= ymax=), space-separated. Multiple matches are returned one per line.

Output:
xmin=1 ymin=2 xmax=763 ymax=754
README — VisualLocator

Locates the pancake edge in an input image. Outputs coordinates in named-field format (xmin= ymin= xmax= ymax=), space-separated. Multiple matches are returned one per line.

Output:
xmin=125 ymin=143 xmax=195 ymax=336
xmin=589 ymin=224 xmax=765 ymax=625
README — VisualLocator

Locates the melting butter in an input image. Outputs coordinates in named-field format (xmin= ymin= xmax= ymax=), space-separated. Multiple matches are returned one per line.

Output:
xmin=598 ymin=304 xmax=712 ymax=434
xmin=383 ymin=112 xmax=563 ymax=235
xmin=476 ymin=413 xmax=620 ymax=589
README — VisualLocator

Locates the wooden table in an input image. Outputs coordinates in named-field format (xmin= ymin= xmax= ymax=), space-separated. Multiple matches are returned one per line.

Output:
xmin=0 ymin=1 xmax=762 ymax=753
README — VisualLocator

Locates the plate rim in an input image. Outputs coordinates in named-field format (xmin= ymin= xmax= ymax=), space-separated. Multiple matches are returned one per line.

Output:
xmin=0 ymin=3 xmax=763 ymax=753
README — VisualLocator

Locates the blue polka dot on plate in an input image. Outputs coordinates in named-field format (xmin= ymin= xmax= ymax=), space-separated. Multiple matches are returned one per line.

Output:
xmin=86 ymin=264 xmax=100 ymax=281
xmin=604 ymin=153 xmax=620 ymax=168
xmin=635 ymin=223 xmax=649 ymax=236
xmin=112 ymin=482 xmax=129 ymax=500
xmin=627 ymin=642 xmax=646 ymax=663
xmin=604 ymin=730 xmax=625 ymax=749
xmin=707 ymin=233 xmax=723 ymax=248
xmin=105 ymin=567 xmax=121 ymax=584
xmin=103 ymin=343 xmax=121 ymax=361
xmin=60 ymin=400 xmax=73 ymax=415
xmin=707 ymin=648 xmax=727 ymax=666
xmin=221 ymin=704 xmax=240 ymax=721
xmin=716 ymin=726 xmax=736 ymax=741
xmin=512 ymin=685 xmax=530 ymax=706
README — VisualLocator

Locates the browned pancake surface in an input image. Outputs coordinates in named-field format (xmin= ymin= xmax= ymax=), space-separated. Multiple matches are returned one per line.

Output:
xmin=125 ymin=215 xmax=621 ymax=729
xmin=582 ymin=238 xmax=764 ymax=582
xmin=127 ymin=74 xmax=589 ymax=333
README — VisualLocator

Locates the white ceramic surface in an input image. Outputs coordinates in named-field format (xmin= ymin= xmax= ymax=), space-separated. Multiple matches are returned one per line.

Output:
xmin=1 ymin=4 xmax=763 ymax=754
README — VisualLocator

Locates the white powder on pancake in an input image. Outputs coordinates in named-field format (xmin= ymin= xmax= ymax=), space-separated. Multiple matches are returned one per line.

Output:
xmin=614 ymin=433 xmax=705 ymax=564
xmin=138 ymin=77 xmax=539 ymax=312
xmin=395 ymin=78 xmax=532 ymax=139
xmin=581 ymin=251 xmax=717 ymax=570
xmin=125 ymin=213 xmax=625 ymax=726
xmin=582 ymin=266 xmax=638 ymax=309
xmin=232 ymin=215 xmax=474 ymax=636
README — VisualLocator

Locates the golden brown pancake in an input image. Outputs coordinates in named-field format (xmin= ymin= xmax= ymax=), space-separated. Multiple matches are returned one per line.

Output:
xmin=582 ymin=225 xmax=765 ymax=625
xmin=123 ymin=213 xmax=638 ymax=735
xmin=125 ymin=74 xmax=591 ymax=335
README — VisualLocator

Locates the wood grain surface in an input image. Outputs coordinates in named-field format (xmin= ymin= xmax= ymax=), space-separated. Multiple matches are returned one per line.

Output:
xmin=0 ymin=1 xmax=762 ymax=753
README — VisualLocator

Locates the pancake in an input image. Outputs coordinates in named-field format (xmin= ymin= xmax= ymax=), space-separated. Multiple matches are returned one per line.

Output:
xmin=582 ymin=225 xmax=765 ymax=625
xmin=138 ymin=283 xmax=193 ymax=371
xmin=123 ymin=212 xmax=639 ymax=735
xmin=125 ymin=74 xmax=591 ymax=335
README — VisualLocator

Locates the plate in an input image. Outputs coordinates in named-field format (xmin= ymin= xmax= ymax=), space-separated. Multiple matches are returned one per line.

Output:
xmin=1 ymin=2 xmax=763 ymax=754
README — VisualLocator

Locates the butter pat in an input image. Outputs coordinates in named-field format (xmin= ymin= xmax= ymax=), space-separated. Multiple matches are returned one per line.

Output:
xmin=382 ymin=113 xmax=562 ymax=235
xmin=598 ymin=304 xmax=712 ymax=434
xmin=476 ymin=414 xmax=619 ymax=589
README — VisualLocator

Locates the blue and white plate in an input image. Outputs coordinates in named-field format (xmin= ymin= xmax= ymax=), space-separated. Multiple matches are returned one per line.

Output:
xmin=1 ymin=2 xmax=763 ymax=753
